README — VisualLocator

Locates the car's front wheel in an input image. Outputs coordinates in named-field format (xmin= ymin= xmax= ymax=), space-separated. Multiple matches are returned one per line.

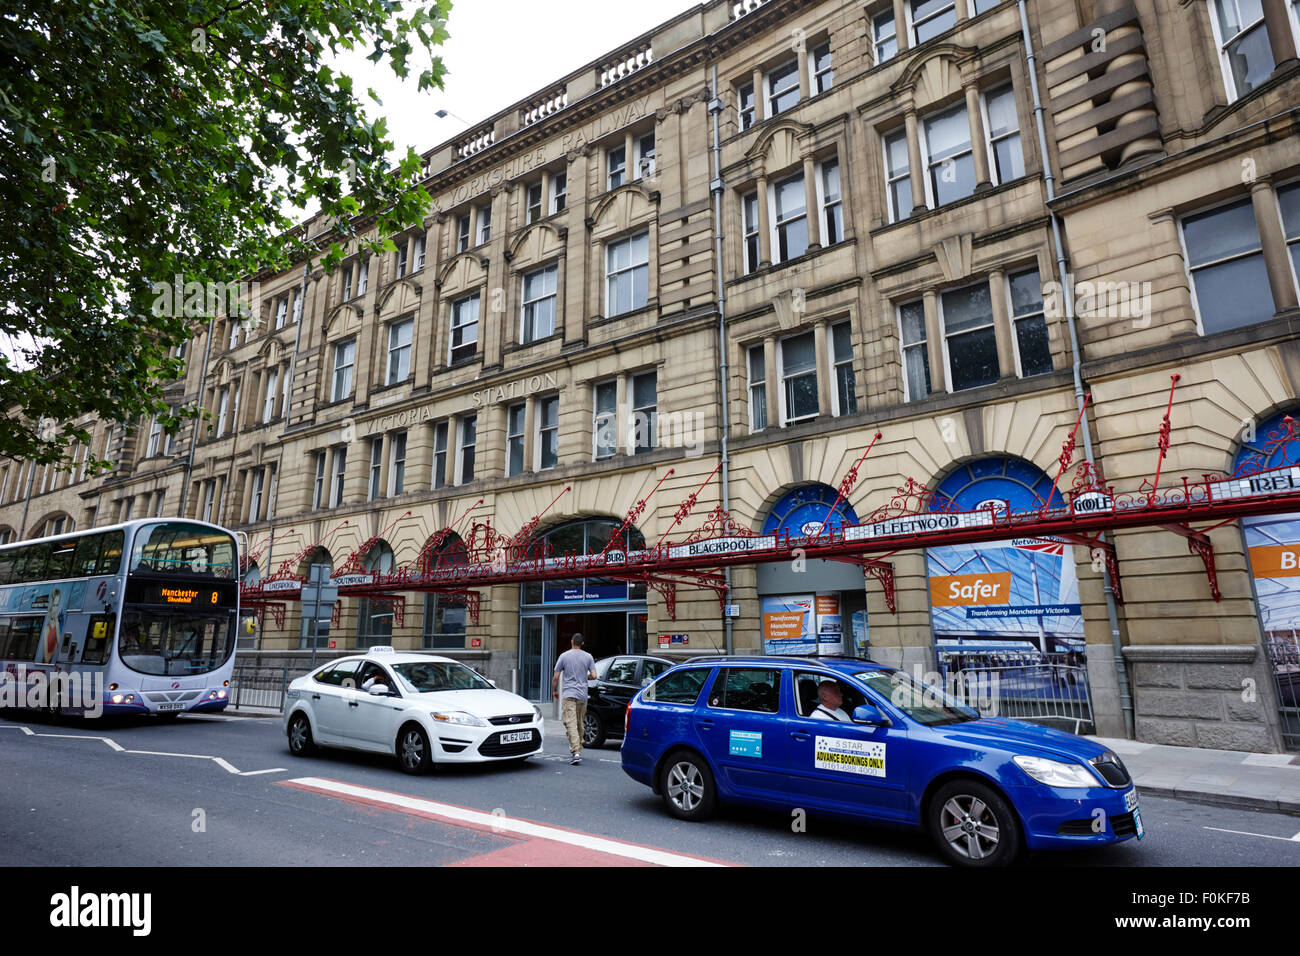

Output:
xmin=397 ymin=723 xmax=433 ymax=775
xmin=659 ymin=751 xmax=716 ymax=821
xmin=583 ymin=710 xmax=605 ymax=749
xmin=929 ymin=779 xmax=1022 ymax=867
xmin=287 ymin=712 xmax=317 ymax=756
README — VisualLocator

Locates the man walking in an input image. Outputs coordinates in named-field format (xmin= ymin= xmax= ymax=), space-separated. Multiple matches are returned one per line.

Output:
xmin=552 ymin=633 xmax=597 ymax=765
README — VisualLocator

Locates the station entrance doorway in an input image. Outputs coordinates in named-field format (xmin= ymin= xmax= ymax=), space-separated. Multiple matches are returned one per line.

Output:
xmin=518 ymin=608 xmax=649 ymax=702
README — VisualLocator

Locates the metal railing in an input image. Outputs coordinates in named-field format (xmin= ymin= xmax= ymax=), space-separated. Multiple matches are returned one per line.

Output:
xmin=230 ymin=664 xmax=293 ymax=713
xmin=938 ymin=655 xmax=1095 ymax=735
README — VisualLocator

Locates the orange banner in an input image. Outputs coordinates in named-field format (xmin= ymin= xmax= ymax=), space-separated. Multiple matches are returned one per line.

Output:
xmin=763 ymin=611 xmax=806 ymax=642
xmin=1249 ymin=545 xmax=1300 ymax=578
xmin=930 ymin=573 xmax=1014 ymax=607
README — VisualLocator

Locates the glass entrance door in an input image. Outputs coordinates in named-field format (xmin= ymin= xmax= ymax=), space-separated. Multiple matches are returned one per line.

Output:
xmin=519 ymin=614 xmax=553 ymax=701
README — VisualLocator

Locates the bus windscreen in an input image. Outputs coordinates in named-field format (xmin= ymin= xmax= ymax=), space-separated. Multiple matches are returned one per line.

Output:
xmin=129 ymin=523 xmax=236 ymax=580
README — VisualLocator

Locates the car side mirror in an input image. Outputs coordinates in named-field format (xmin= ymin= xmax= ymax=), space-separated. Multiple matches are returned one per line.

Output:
xmin=368 ymin=684 xmax=390 ymax=696
xmin=488 ymin=679 xmax=497 ymax=687
xmin=851 ymin=704 xmax=892 ymax=728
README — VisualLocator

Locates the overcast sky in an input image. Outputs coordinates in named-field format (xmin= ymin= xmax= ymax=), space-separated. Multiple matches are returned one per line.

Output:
xmin=331 ymin=0 xmax=704 ymax=164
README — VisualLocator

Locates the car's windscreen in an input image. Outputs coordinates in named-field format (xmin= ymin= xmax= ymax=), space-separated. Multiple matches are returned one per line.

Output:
xmin=853 ymin=669 xmax=979 ymax=725
xmin=391 ymin=661 xmax=493 ymax=692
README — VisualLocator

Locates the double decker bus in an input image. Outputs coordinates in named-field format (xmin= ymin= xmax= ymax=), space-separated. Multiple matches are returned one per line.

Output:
xmin=0 ymin=519 xmax=240 ymax=718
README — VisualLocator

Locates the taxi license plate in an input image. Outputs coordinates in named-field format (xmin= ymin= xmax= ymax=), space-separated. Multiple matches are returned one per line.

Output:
xmin=499 ymin=731 xmax=532 ymax=744
xmin=1124 ymin=788 xmax=1139 ymax=812
xmin=157 ymin=702 xmax=186 ymax=712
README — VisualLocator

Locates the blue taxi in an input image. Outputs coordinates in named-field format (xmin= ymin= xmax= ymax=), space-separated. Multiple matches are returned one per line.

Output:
xmin=620 ymin=656 xmax=1143 ymax=866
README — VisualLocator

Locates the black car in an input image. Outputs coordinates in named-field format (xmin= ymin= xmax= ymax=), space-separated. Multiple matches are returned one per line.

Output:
xmin=583 ymin=655 xmax=675 ymax=748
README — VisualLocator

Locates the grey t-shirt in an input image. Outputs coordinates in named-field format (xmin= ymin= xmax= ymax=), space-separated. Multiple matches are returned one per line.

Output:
xmin=554 ymin=649 xmax=596 ymax=701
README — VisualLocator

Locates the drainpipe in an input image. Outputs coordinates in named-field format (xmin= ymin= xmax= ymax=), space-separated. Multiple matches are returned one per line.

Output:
xmin=1019 ymin=1 xmax=1134 ymax=738
xmin=709 ymin=65 xmax=734 ymax=654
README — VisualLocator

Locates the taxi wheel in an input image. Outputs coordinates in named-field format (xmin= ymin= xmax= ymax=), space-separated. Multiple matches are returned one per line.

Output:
xmin=660 ymin=751 xmax=716 ymax=821
xmin=287 ymin=713 xmax=317 ymax=756
xmin=929 ymin=780 xmax=1022 ymax=867
xmin=583 ymin=711 xmax=605 ymax=749
xmin=397 ymin=724 xmax=433 ymax=775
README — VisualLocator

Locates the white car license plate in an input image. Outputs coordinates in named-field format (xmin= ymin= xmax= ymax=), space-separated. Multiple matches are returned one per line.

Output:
xmin=499 ymin=731 xmax=532 ymax=744
xmin=1124 ymin=788 xmax=1139 ymax=812
xmin=157 ymin=702 xmax=186 ymax=712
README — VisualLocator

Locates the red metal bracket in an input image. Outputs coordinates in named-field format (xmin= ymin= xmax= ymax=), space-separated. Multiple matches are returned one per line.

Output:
xmin=830 ymin=556 xmax=897 ymax=614
xmin=1159 ymin=523 xmax=1221 ymax=602
xmin=334 ymin=511 xmax=413 ymax=577
xmin=1055 ymin=533 xmax=1125 ymax=604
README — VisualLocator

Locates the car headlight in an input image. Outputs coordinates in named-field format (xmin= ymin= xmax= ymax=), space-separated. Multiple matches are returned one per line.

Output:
xmin=431 ymin=710 xmax=487 ymax=727
xmin=1013 ymin=755 xmax=1102 ymax=788
xmin=532 ymin=705 xmax=544 ymax=723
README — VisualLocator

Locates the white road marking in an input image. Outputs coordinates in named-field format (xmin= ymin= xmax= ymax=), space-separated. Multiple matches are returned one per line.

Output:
xmin=285 ymin=776 xmax=730 ymax=867
xmin=2 ymin=724 xmax=285 ymax=776
xmin=1203 ymin=826 xmax=1300 ymax=842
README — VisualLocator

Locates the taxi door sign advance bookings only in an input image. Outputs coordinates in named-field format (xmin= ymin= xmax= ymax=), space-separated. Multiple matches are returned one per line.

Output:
xmin=814 ymin=737 xmax=887 ymax=777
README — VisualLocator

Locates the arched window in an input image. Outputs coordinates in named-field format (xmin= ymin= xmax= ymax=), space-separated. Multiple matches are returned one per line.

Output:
xmin=762 ymin=483 xmax=860 ymax=537
xmin=355 ymin=542 xmax=395 ymax=648
xmin=927 ymin=456 xmax=1081 ymax=653
xmin=520 ymin=518 xmax=646 ymax=605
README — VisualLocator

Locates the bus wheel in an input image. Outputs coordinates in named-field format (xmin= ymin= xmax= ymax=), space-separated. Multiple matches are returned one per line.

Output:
xmin=287 ymin=713 xmax=317 ymax=756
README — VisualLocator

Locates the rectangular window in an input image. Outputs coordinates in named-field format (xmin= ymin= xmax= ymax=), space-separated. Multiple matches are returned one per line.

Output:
xmin=279 ymin=362 xmax=291 ymax=418
xmin=432 ymin=421 xmax=448 ymax=490
xmin=899 ymin=300 xmax=931 ymax=402
xmin=357 ymin=257 xmax=369 ymax=295
xmin=972 ymin=0 xmax=1002 ymax=13
xmin=201 ymin=481 xmax=216 ymax=522
xmin=1007 ymin=268 xmax=1053 ymax=376
xmin=215 ymin=387 xmax=230 ymax=438
xmin=274 ymin=297 xmax=288 ymax=330
xmin=748 ymin=345 xmax=767 ymax=432
xmin=606 ymin=233 xmax=650 ymax=317
xmin=312 ymin=452 xmax=326 ymax=510
xmin=228 ymin=321 xmax=240 ymax=349
xmin=477 ymin=205 xmax=492 ymax=245
xmin=248 ymin=468 xmax=264 ymax=523
xmin=527 ymin=183 xmax=544 ymax=223
xmin=551 ymin=173 xmax=567 ymax=214
xmin=739 ymin=82 xmax=756 ymax=130
xmin=813 ymin=42 xmax=834 ymax=94
xmin=332 ymin=339 xmax=355 ymax=402
xmin=1209 ymin=0 xmax=1275 ymax=101
xmin=941 ymin=280 xmax=999 ymax=391
xmin=781 ymin=331 xmax=819 ymax=423
xmin=593 ymin=381 xmax=618 ymax=459
xmin=522 ymin=266 xmax=558 ymax=341
xmin=874 ymin=10 xmax=898 ymax=64
xmin=330 ymin=447 xmax=347 ymax=507
xmin=368 ymin=437 xmax=383 ymax=501
xmin=387 ymin=318 xmax=413 ymax=385
xmin=388 ymin=432 xmax=407 ymax=496
xmin=922 ymin=102 xmax=976 ymax=207
xmin=630 ymin=372 xmax=657 ymax=454
xmin=743 ymin=192 xmax=760 ymax=273
xmin=1277 ymin=181 xmax=1300 ymax=286
xmin=983 ymin=85 xmax=1024 ymax=184
xmin=450 ymin=294 xmax=480 ymax=364
xmin=457 ymin=415 xmax=477 ymax=484
xmin=423 ymin=593 xmax=467 ymax=649
xmin=774 ymin=174 xmax=809 ymax=262
xmin=911 ymin=0 xmax=956 ymax=43
xmin=884 ymin=128 xmax=913 ymax=222
xmin=146 ymin=417 xmax=162 ymax=457
xmin=1182 ymin=197 xmax=1275 ymax=334
xmin=822 ymin=159 xmax=843 ymax=245
xmin=262 ymin=366 xmax=279 ymax=423
xmin=832 ymin=321 xmax=857 ymax=415
xmin=413 ymin=234 xmax=426 ymax=271
xmin=507 ymin=404 xmax=526 ymax=477
xmin=607 ymin=145 xmax=627 ymax=190
xmin=636 ymin=133 xmax=656 ymax=180
xmin=396 ymin=242 xmax=408 ymax=279
xmin=457 ymin=215 xmax=471 ymax=253
xmin=341 ymin=264 xmax=353 ymax=301
xmin=767 ymin=59 xmax=800 ymax=116
xmin=536 ymin=395 xmax=560 ymax=469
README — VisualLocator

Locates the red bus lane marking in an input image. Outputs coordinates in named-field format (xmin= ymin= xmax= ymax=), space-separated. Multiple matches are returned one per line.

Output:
xmin=279 ymin=776 xmax=736 ymax=868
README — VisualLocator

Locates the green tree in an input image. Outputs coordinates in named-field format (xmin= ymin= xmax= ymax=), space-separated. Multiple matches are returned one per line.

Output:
xmin=0 ymin=0 xmax=451 ymax=467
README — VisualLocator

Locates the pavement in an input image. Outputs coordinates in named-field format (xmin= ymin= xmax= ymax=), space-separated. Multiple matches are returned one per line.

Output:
xmin=226 ymin=703 xmax=1299 ymax=815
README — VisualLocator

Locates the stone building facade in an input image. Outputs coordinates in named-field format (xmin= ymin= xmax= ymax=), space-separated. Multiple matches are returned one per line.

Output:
xmin=3 ymin=0 xmax=1299 ymax=751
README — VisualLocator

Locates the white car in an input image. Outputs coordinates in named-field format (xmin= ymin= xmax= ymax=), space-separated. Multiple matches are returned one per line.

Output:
xmin=283 ymin=647 xmax=544 ymax=773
